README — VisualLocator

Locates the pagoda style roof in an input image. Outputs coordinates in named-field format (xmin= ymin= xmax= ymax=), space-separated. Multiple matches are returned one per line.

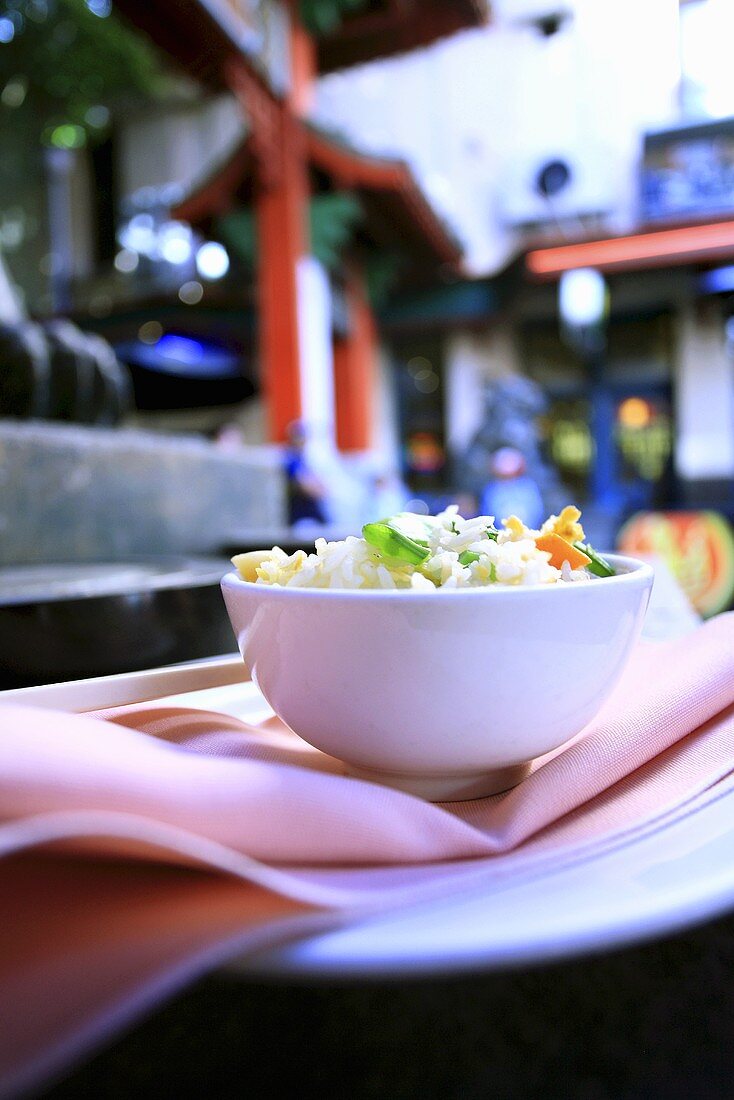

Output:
xmin=305 ymin=128 xmax=462 ymax=266
xmin=114 ymin=0 xmax=489 ymax=89
xmin=315 ymin=0 xmax=489 ymax=73
xmin=173 ymin=126 xmax=462 ymax=269
xmin=113 ymin=0 xmax=237 ymax=90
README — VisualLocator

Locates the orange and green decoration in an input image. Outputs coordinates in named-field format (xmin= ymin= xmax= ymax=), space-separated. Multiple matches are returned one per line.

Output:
xmin=618 ymin=511 xmax=734 ymax=618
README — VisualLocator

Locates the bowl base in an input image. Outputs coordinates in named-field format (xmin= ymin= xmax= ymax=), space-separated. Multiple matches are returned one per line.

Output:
xmin=346 ymin=761 xmax=532 ymax=802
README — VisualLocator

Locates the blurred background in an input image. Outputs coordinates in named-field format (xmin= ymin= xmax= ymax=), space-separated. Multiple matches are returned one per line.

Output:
xmin=2 ymin=0 xmax=734 ymax=680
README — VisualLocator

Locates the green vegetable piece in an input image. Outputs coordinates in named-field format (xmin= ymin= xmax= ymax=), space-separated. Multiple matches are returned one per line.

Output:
xmin=575 ymin=541 xmax=615 ymax=578
xmin=486 ymin=527 xmax=499 ymax=541
xmin=459 ymin=551 xmax=480 ymax=566
xmin=382 ymin=514 xmax=431 ymax=546
xmin=363 ymin=522 xmax=431 ymax=565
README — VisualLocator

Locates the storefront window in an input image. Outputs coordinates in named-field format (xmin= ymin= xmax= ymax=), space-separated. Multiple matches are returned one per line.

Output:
xmin=540 ymin=398 xmax=592 ymax=498
xmin=522 ymin=312 xmax=675 ymax=509
xmin=393 ymin=340 xmax=447 ymax=494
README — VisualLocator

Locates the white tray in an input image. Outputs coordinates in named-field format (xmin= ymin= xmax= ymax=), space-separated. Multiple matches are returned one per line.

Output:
xmin=6 ymin=593 xmax=734 ymax=978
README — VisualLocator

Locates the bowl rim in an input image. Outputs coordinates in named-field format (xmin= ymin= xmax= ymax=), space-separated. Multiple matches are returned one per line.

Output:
xmin=221 ymin=552 xmax=654 ymax=600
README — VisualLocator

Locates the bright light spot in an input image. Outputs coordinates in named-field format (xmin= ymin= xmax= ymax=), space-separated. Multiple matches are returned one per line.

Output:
xmin=178 ymin=280 xmax=204 ymax=305
xmin=114 ymin=249 xmax=139 ymax=274
xmin=157 ymin=334 xmax=205 ymax=363
xmin=159 ymin=221 xmax=192 ymax=265
xmin=1 ymin=77 xmax=27 ymax=108
xmin=138 ymin=320 xmax=163 ymax=345
xmin=130 ymin=213 xmax=153 ymax=230
xmin=618 ymin=398 xmax=652 ymax=430
xmin=559 ymin=268 xmax=607 ymax=328
xmin=118 ymin=214 xmax=157 ymax=257
xmin=86 ymin=0 xmax=112 ymax=16
xmin=0 ymin=18 xmax=15 ymax=43
xmin=49 ymin=124 xmax=86 ymax=149
xmin=196 ymin=241 xmax=230 ymax=280
xmin=85 ymin=104 xmax=110 ymax=128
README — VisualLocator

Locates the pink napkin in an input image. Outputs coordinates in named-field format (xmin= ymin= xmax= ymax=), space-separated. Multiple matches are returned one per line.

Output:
xmin=3 ymin=612 xmax=734 ymax=1097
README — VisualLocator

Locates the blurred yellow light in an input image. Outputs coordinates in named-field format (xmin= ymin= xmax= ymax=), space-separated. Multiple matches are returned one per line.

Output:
xmin=407 ymin=356 xmax=433 ymax=376
xmin=138 ymin=321 xmax=163 ymax=345
xmin=618 ymin=397 xmax=651 ymax=429
xmin=178 ymin=280 xmax=204 ymax=305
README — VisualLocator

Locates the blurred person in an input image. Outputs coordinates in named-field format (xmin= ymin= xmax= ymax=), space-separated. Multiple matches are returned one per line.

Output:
xmin=480 ymin=447 xmax=545 ymax=529
xmin=284 ymin=420 xmax=328 ymax=527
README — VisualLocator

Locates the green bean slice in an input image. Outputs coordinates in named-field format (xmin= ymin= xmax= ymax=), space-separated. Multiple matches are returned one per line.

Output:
xmin=574 ymin=541 xmax=615 ymax=578
xmin=363 ymin=522 xmax=431 ymax=565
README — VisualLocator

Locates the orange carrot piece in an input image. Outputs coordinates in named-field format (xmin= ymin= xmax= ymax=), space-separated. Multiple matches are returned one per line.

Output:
xmin=535 ymin=533 xmax=592 ymax=571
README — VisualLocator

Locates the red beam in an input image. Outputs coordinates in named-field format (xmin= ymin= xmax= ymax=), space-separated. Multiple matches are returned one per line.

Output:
xmin=526 ymin=219 xmax=734 ymax=277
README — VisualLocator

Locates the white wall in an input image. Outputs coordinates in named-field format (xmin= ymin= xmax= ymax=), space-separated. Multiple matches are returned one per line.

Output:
xmin=117 ymin=95 xmax=245 ymax=202
xmin=674 ymin=302 xmax=734 ymax=480
xmin=315 ymin=0 xmax=681 ymax=274
xmin=297 ymin=255 xmax=336 ymax=450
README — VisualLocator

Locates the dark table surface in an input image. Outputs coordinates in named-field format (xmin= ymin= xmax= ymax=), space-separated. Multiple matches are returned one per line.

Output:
xmin=41 ymin=907 xmax=734 ymax=1099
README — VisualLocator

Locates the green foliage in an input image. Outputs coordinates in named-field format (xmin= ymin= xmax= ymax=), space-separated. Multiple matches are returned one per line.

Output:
xmin=217 ymin=191 xmax=363 ymax=272
xmin=365 ymin=250 xmax=404 ymax=309
xmin=299 ymin=0 xmax=369 ymax=37
xmin=216 ymin=209 xmax=257 ymax=268
xmin=0 ymin=0 xmax=169 ymax=145
xmin=309 ymin=191 xmax=362 ymax=270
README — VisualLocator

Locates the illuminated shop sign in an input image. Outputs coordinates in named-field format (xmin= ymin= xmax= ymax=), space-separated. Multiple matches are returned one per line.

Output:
xmin=641 ymin=118 xmax=734 ymax=222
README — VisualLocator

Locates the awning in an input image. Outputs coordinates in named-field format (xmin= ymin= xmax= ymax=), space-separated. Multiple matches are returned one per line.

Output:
xmin=172 ymin=127 xmax=462 ymax=270
xmin=526 ymin=217 xmax=734 ymax=278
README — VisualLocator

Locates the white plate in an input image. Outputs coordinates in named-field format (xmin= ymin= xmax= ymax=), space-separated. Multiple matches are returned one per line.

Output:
xmin=4 ymin=563 xmax=722 ymax=978
xmin=242 ymin=781 xmax=734 ymax=977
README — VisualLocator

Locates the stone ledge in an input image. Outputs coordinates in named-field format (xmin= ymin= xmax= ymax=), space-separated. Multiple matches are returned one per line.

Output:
xmin=0 ymin=420 xmax=285 ymax=564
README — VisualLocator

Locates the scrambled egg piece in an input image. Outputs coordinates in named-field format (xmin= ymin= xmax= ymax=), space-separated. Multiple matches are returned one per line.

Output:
xmin=540 ymin=505 xmax=585 ymax=544
xmin=502 ymin=514 xmax=528 ymax=540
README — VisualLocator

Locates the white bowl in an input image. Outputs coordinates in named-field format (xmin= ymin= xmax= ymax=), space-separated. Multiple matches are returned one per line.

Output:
xmin=221 ymin=553 xmax=653 ymax=801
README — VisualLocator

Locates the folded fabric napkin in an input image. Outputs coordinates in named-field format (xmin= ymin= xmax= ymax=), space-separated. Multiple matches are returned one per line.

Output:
xmin=2 ymin=611 xmax=734 ymax=1098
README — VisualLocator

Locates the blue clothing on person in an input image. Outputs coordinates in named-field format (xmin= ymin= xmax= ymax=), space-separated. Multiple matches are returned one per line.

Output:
xmin=285 ymin=450 xmax=327 ymax=525
xmin=479 ymin=475 xmax=545 ymax=530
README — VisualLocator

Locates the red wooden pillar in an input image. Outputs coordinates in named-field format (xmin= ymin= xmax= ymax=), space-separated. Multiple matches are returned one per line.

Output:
xmin=226 ymin=1 xmax=315 ymax=444
xmin=255 ymin=109 xmax=309 ymax=443
xmin=334 ymin=265 xmax=377 ymax=451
